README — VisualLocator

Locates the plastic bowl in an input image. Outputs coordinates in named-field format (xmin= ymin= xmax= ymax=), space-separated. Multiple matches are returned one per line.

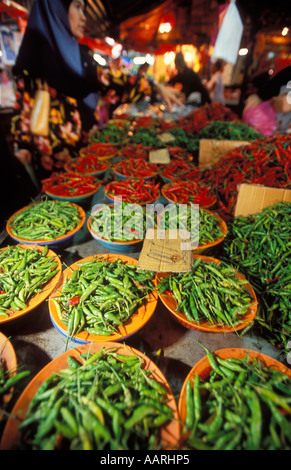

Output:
xmin=6 ymin=202 xmax=86 ymax=250
xmin=0 ymin=245 xmax=62 ymax=325
xmin=193 ymin=209 xmax=227 ymax=254
xmin=156 ymin=207 xmax=227 ymax=254
xmin=44 ymin=186 xmax=100 ymax=203
xmin=64 ymin=159 xmax=110 ymax=178
xmin=155 ymin=255 xmax=257 ymax=334
xmin=178 ymin=347 xmax=291 ymax=440
xmin=0 ymin=332 xmax=17 ymax=415
xmin=79 ymin=143 xmax=118 ymax=161
xmin=44 ymin=178 xmax=101 ymax=203
xmin=49 ymin=253 xmax=158 ymax=344
xmin=87 ymin=210 xmax=143 ymax=253
xmin=0 ymin=342 xmax=180 ymax=450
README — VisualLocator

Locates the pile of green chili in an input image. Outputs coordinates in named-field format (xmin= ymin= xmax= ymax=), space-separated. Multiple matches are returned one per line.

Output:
xmin=219 ymin=202 xmax=291 ymax=354
xmin=0 ymin=361 xmax=30 ymax=412
xmin=168 ymin=128 xmax=200 ymax=153
xmin=9 ymin=199 xmax=81 ymax=241
xmin=159 ymin=205 xmax=225 ymax=247
xmin=17 ymin=347 xmax=173 ymax=450
xmin=52 ymin=257 xmax=155 ymax=342
xmin=197 ymin=120 xmax=262 ymax=141
xmin=157 ymin=257 xmax=254 ymax=328
xmin=128 ymin=126 xmax=162 ymax=147
xmin=0 ymin=245 xmax=60 ymax=317
xmin=183 ymin=346 xmax=291 ymax=450
xmin=91 ymin=124 xmax=128 ymax=145
xmin=90 ymin=202 xmax=153 ymax=241
xmin=0 ymin=367 xmax=29 ymax=409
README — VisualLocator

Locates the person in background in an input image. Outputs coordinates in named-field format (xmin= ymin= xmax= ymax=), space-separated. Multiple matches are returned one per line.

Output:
xmin=206 ymin=59 xmax=225 ymax=104
xmin=11 ymin=0 xmax=182 ymax=184
xmin=167 ymin=52 xmax=211 ymax=106
xmin=243 ymin=65 xmax=291 ymax=135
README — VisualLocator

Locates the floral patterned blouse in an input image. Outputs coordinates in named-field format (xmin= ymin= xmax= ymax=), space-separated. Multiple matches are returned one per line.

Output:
xmin=11 ymin=65 xmax=155 ymax=181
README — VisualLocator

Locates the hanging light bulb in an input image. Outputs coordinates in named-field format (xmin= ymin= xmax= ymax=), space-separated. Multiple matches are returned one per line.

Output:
xmin=93 ymin=53 xmax=107 ymax=66
xmin=158 ymin=14 xmax=175 ymax=34
xmin=281 ymin=27 xmax=289 ymax=36
xmin=159 ymin=22 xmax=172 ymax=34
xmin=239 ymin=48 xmax=248 ymax=56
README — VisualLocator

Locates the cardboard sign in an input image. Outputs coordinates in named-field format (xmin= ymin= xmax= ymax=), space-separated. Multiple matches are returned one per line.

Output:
xmin=137 ymin=229 xmax=192 ymax=272
xmin=199 ymin=139 xmax=250 ymax=168
xmin=157 ymin=132 xmax=176 ymax=143
xmin=149 ymin=148 xmax=170 ymax=164
xmin=235 ymin=184 xmax=291 ymax=217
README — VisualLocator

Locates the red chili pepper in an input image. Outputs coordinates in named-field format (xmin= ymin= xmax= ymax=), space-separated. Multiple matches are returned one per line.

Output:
xmin=67 ymin=155 xmax=108 ymax=174
xmin=68 ymin=296 xmax=81 ymax=306
xmin=105 ymin=178 xmax=159 ymax=203
xmin=113 ymin=159 xmax=158 ymax=178
xmin=42 ymin=171 xmax=100 ymax=197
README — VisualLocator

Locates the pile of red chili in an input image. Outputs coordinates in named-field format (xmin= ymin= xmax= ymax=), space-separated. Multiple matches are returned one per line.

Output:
xmin=168 ymin=147 xmax=193 ymax=161
xmin=183 ymin=135 xmax=291 ymax=216
xmin=65 ymin=155 xmax=110 ymax=175
xmin=113 ymin=159 xmax=159 ymax=179
xmin=104 ymin=178 xmax=160 ymax=204
xmin=159 ymin=102 xmax=238 ymax=133
xmin=80 ymin=142 xmax=117 ymax=159
xmin=119 ymin=144 xmax=148 ymax=159
xmin=161 ymin=159 xmax=191 ymax=180
xmin=134 ymin=116 xmax=154 ymax=127
xmin=162 ymin=180 xmax=216 ymax=207
xmin=42 ymin=171 xmax=100 ymax=197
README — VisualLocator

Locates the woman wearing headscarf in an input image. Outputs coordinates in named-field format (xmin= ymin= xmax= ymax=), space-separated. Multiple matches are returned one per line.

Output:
xmin=11 ymin=0 xmax=181 ymax=183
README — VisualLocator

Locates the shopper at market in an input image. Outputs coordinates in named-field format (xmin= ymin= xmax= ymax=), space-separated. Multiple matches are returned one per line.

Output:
xmin=167 ymin=52 xmax=211 ymax=106
xmin=11 ymin=0 xmax=182 ymax=184
xmin=243 ymin=65 xmax=291 ymax=135
xmin=206 ymin=59 xmax=225 ymax=104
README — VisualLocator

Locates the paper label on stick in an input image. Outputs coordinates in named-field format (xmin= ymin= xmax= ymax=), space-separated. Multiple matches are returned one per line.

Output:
xmin=235 ymin=184 xmax=291 ymax=217
xmin=137 ymin=229 xmax=192 ymax=272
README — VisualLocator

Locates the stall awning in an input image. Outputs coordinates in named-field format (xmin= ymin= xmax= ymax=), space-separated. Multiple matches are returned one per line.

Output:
xmin=78 ymin=36 xmax=112 ymax=55
xmin=0 ymin=0 xmax=28 ymax=18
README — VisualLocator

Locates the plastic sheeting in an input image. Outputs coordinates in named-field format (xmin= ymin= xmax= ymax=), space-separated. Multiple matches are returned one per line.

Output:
xmin=212 ymin=0 xmax=243 ymax=65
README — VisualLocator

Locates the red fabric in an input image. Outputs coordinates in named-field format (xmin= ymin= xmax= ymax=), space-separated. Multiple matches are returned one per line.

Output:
xmin=0 ymin=1 xmax=28 ymax=18
xmin=274 ymin=58 xmax=291 ymax=75
xmin=78 ymin=37 xmax=112 ymax=55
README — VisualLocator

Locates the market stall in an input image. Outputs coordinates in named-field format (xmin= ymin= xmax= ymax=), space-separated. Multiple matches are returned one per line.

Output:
xmin=0 ymin=101 xmax=291 ymax=451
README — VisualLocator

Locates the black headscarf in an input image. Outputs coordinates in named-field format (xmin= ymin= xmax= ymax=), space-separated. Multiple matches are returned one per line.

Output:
xmin=14 ymin=0 xmax=93 ymax=99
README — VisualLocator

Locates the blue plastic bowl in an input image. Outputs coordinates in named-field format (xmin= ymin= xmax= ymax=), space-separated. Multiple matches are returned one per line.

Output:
xmin=87 ymin=214 xmax=143 ymax=253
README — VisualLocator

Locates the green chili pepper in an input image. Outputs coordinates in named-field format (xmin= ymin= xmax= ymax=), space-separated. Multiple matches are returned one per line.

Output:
xmin=221 ymin=202 xmax=291 ymax=355
xmin=156 ymin=258 xmax=253 ymax=329
xmin=182 ymin=343 xmax=291 ymax=450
